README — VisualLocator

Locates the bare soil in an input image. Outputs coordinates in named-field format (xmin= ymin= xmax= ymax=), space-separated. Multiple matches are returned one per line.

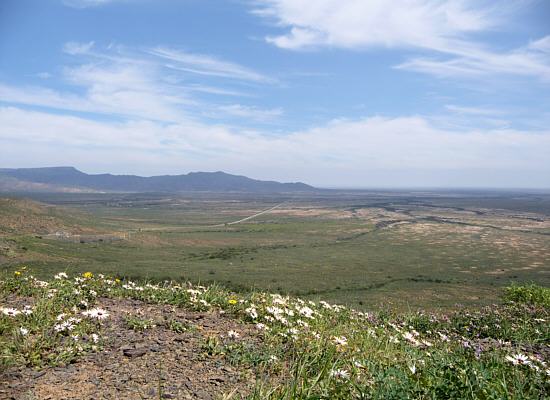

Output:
xmin=0 ymin=298 xmax=259 ymax=400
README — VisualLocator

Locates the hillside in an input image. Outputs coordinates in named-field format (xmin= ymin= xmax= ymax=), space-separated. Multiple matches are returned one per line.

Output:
xmin=0 ymin=198 xmax=102 ymax=236
xmin=0 ymin=167 xmax=314 ymax=193
xmin=0 ymin=270 xmax=548 ymax=399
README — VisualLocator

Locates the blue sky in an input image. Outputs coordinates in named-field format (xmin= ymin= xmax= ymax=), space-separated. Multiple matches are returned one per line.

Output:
xmin=1 ymin=0 xmax=549 ymax=188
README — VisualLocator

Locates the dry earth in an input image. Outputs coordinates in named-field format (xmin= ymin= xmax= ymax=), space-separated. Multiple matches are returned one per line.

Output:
xmin=0 ymin=298 xmax=260 ymax=400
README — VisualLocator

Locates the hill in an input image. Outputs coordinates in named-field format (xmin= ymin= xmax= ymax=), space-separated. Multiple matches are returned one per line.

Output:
xmin=0 ymin=167 xmax=315 ymax=193
xmin=0 ymin=197 xmax=102 ymax=236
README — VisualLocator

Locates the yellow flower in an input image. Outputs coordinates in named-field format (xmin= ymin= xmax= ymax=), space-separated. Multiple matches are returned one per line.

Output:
xmin=228 ymin=299 xmax=237 ymax=305
xmin=14 ymin=271 xmax=21 ymax=276
xmin=83 ymin=272 xmax=93 ymax=279
xmin=115 ymin=278 xmax=121 ymax=283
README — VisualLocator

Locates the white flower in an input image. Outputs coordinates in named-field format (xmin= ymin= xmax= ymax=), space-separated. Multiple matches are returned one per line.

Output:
xmin=56 ymin=313 xmax=67 ymax=321
xmin=54 ymin=321 xmax=75 ymax=332
xmin=409 ymin=364 xmax=417 ymax=374
xmin=284 ymin=308 xmax=295 ymax=317
xmin=505 ymin=353 xmax=531 ymax=366
xmin=319 ymin=301 xmax=332 ymax=309
xmin=298 ymin=306 xmax=315 ymax=319
xmin=389 ymin=335 xmax=399 ymax=344
xmin=402 ymin=332 xmax=420 ymax=346
xmin=54 ymin=272 xmax=68 ymax=280
xmin=1 ymin=307 xmax=20 ymax=317
xmin=266 ymin=306 xmax=283 ymax=316
xmin=227 ymin=330 xmax=240 ymax=339
xmin=296 ymin=319 xmax=309 ymax=328
xmin=332 ymin=336 xmax=348 ymax=346
xmin=91 ymin=333 xmax=99 ymax=343
xmin=89 ymin=290 xmax=97 ymax=297
xmin=330 ymin=369 xmax=350 ymax=380
xmin=19 ymin=327 xmax=29 ymax=335
xmin=82 ymin=308 xmax=110 ymax=320
xmin=245 ymin=307 xmax=258 ymax=319
xmin=22 ymin=306 xmax=33 ymax=315
xmin=255 ymin=323 xmax=268 ymax=331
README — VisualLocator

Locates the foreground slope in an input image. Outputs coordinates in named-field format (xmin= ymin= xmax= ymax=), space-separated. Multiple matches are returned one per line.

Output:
xmin=1 ymin=270 xmax=548 ymax=399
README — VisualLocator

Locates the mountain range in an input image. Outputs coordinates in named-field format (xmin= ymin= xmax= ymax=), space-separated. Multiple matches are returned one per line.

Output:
xmin=0 ymin=167 xmax=314 ymax=193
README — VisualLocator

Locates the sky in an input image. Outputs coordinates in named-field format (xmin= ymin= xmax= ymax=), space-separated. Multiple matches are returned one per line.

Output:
xmin=1 ymin=0 xmax=549 ymax=188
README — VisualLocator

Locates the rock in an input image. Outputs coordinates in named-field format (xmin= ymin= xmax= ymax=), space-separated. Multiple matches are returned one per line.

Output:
xmin=209 ymin=375 xmax=225 ymax=383
xmin=193 ymin=389 xmax=212 ymax=399
xmin=123 ymin=348 xmax=148 ymax=358
xmin=32 ymin=371 xmax=47 ymax=378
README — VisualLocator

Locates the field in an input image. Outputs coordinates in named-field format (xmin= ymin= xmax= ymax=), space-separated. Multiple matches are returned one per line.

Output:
xmin=1 ymin=190 xmax=549 ymax=310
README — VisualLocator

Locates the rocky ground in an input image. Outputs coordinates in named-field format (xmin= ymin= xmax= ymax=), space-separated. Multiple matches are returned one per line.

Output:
xmin=1 ymin=298 xmax=258 ymax=400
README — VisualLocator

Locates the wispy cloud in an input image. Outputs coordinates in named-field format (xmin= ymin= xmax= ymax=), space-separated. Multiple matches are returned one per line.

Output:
xmin=62 ymin=0 xmax=122 ymax=8
xmin=444 ymin=105 xmax=503 ymax=116
xmin=63 ymin=41 xmax=95 ymax=55
xmin=396 ymin=37 xmax=550 ymax=82
xmin=218 ymin=104 xmax=283 ymax=121
xmin=0 ymin=42 xmax=275 ymax=124
xmin=149 ymin=47 xmax=275 ymax=83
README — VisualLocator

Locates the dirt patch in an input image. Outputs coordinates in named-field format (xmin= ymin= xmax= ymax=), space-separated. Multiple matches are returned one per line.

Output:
xmin=1 ymin=298 xmax=258 ymax=400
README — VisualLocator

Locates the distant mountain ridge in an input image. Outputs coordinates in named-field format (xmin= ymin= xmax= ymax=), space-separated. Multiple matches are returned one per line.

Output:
xmin=0 ymin=167 xmax=314 ymax=193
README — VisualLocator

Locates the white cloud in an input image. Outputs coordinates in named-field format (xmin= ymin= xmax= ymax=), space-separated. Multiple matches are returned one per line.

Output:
xmin=148 ymin=47 xmax=274 ymax=83
xmin=254 ymin=0 xmax=497 ymax=51
xmin=253 ymin=1 xmax=550 ymax=81
xmin=36 ymin=72 xmax=52 ymax=79
xmin=444 ymin=105 xmax=502 ymax=116
xmin=1 ymin=106 xmax=549 ymax=187
xmin=62 ymin=0 xmax=121 ymax=8
xmin=63 ymin=41 xmax=95 ymax=55
xmin=218 ymin=104 xmax=283 ymax=121
xmin=396 ymin=38 xmax=550 ymax=81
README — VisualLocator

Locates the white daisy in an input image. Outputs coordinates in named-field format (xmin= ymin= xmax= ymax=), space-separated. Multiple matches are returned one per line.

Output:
xmin=1 ymin=307 xmax=20 ymax=317
xmin=330 ymin=368 xmax=350 ymax=380
xmin=82 ymin=308 xmax=110 ymax=320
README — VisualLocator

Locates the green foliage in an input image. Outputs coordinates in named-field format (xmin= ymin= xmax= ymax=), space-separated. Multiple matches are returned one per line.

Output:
xmin=166 ymin=319 xmax=188 ymax=333
xmin=123 ymin=314 xmax=155 ymax=331
xmin=504 ymin=284 xmax=550 ymax=308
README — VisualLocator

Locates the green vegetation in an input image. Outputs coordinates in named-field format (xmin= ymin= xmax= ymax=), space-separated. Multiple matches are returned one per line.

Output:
xmin=123 ymin=314 xmax=156 ymax=331
xmin=1 ymin=192 xmax=549 ymax=310
xmin=504 ymin=284 xmax=550 ymax=308
xmin=1 ymin=269 xmax=548 ymax=398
